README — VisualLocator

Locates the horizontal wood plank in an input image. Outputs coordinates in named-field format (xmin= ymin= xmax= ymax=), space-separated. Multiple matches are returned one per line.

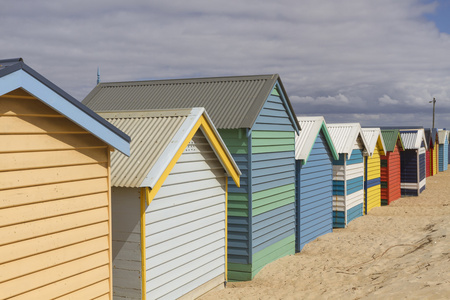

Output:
xmin=0 ymin=115 xmax=87 ymax=134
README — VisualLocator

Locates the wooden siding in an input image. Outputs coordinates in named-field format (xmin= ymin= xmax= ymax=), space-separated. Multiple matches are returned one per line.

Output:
xmin=295 ymin=131 xmax=333 ymax=252
xmin=380 ymin=142 xmax=401 ymax=205
xmin=432 ymin=144 xmax=438 ymax=175
xmin=364 ymin=145 xmax=381 ymax=214
xmin=0 ymin=90 xmax=112 ymax=299
xmin=439 ymin=136 xmax=448 ymax=171
xmin=144 ymin=131 xmax=227 ymax=299
xmin=230 ymin=89 xmax=297 ymax=281
xmin=426 ymin=150 xmax=431 ymax=177
xmin=111 ymin=188 xmax=141 ymax=299
xmin=332 ymin=147 xmax=364 ymax=228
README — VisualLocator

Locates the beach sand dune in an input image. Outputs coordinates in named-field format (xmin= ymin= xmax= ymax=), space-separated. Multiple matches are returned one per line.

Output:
xmin=201 ymin=171 xmax=450 ymax=299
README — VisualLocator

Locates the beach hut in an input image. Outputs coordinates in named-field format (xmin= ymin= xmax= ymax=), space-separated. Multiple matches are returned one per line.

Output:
xmin=361 ymin=128 xmax=386 ymax=214
xmin=294 ymin=116 xmax=338 ymax=252
xmin=380 ymin=129 xmax=404 ymax=205
xmin=83 ymin=75 xmax=301 ymax=281
xmin=327 ymin=123 xmax=369 ymax=228
xmin=438 ymin=129 xmax=448 ymax=172
xmin=0 ymin=58 xmax=130 ymax=299
xmin=97 ymin=108 xmax=240 ymax=299
xmin=399 ymin=129 xmax=427 ymax=196
xmin=424 ymin=128 xmax=439 ymax=177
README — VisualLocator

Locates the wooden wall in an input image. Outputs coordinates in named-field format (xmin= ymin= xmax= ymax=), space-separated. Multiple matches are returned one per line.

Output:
xmin=332 ymin=138 xmax=364 ymax=228
xmin=380 ymin=142 xmax=401 ymax=205
xmin=431 ymin=144 xmax=438 ymax=175
xmin=111 ymin=188 xmax=141 ymax=299
xmin=295 ymin=131 xmax=333 ymax=252
xmin=364 ymin=144 xmax=381 ymax=214
xmin=0 ymin=89 xmax=112 ymax=299
xmin=426 ymin=150 xmax=430 ymax=177
xmin=439 ymin=136 xmax=448 ymax=171
xmin=219 ymin=87 xmax=296 ymax=281
xmin=144 ymin=131 xmax=226 ymax=299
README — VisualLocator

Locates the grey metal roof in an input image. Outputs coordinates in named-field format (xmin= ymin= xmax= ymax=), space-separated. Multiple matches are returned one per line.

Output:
xmin=98 ymin=109 xmax=190 ymax=187
xmin=98 ymin=108 xmax=240 ymax=188
xmin=83 ymin=74 xmax=300 ymax=131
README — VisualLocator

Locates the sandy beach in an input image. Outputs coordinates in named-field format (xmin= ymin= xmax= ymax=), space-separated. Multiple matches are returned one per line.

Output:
xmin=201 ymin=171 xmax=450 ymax=299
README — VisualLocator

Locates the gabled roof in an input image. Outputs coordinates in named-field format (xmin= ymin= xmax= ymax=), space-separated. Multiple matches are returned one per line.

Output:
xmin=361 ymin=128 xmax=386 ymax=157
xmin=399 ymin=129 xmax=428 ymax=150
xmin=326 ymin=123 xmax=369 ymax=158
xmin=83 ymin=74 xmax=300 ymax=132
xmin=295 ymin=116 xmax=338 ymax=163
xmin=424 ymin=128 xmax=438 ymax=147
xmin=97 ymin=108 xmax=240 ymax=194
xmin=438 ymin=129 xmax=448 ymax=144
xmin=380 ymin=129 xmax=404 ymax=152
xmin=0 ymin=58 xmax=130 ymax=155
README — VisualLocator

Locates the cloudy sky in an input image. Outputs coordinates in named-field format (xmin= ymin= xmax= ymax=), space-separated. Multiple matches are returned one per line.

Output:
xmin=2 ymin=0 xmax=450 ymax=128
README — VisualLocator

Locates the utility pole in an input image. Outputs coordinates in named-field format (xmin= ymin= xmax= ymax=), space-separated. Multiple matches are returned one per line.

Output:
xmin=429 ymin=97 xmax=436 ymax=128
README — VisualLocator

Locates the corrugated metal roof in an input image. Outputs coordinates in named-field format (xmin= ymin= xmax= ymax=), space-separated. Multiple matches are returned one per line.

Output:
xmin=399 ymin=129 xmax=427 ymax=150
xmin=424 ymin=128 xmax=438 ymax=146
xmin=381 ymin=129 xmax=403 ymax=152
xmin=295 ymin=116 xmax=337 ymax=162
xmin=438 ymin=129 xmax=448 ymax=144
xmin=98 ymin=107 xmax=240 ymax=188
xmin=83 ymin=74 xmax=300 ymax=131
xmin=327 ymin=123 xmax=368 ymax=158
xmin=362 ymin=128 xmax=386 ymax=157
xmin=98 ymin=109 xmax=191 ymax=187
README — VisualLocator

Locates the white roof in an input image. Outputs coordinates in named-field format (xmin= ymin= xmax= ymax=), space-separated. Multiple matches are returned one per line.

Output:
xmin=438 ymin=129 xmax=448 ymax=144
xmin=327 ymin=123 xmax=369 ymax=158
xmin=295 ymin=116 xmax=337 ymax=162
xmin=399 ymin=129 xmax=428 ymax=150
xmin=361 ymin=128 xmax=386 ymax=157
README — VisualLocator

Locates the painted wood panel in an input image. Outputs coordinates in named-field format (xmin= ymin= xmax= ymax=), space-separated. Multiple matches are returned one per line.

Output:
xmin=439 ymin=136 xmax=448 ymax=171
xmin=380 ymin=142 xmax=401 ymax=205
xmin=144 ymin=131 xmax=226 ymax=300
xmin=296 ymin=131 xmax=333 ymax=252
xmin=252 ymin=91 xmax=295 ymax=132
xmin=0 ymin=91 xmax=112 ymax=299
xmin=426 ymin=150 xmax=431 ymax=177
xmin=364 ymin=145 xmax=381 ymax=214
xmin=111 ymin=187 xmax=141 ymax=299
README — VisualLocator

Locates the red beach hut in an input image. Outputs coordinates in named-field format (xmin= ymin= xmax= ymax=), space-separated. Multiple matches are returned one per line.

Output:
xmin=380 ymin=129 xmax=404 ymax=205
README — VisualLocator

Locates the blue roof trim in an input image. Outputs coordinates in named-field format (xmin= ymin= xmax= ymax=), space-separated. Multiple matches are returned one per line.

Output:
xmin=0 ymin=58 xmax=131 ymax=155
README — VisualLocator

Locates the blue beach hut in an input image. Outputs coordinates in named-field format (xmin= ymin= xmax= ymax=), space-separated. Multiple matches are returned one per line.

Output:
xmin=438 ymin=129 xmax=448 ymax=172
xmin=83 ymin=74 xmax=301 ymax=281
xmin=399 ymin=129 xmax=427 ymax=196
xmin=327 ymin=123 xmax=369 ymax=228
xmin=294 ymin=116 xmax=338 ymax=252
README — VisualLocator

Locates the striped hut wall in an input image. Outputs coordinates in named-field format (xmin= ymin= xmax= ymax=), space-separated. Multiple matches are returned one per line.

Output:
xmin=439 ymin=135 xmax=448 ymax=171
xmin=400 ymin=149 xmax=419 ymax=196
xmin=144 ymin=131 xmax=227 ymax=300
xmin=217 ymin=128 xmax=251 ymax=281
xmin=364 ymin=144 xmax=381 ymax=214
xmin=248 ymin=87 xmax=296 ymax=280
xmin=381 ymin=142 xmax=401 ymax=205
xmin=332 ymin=140 xmax=364 ymax=228
xmin=295 ymin=131 xmax=333 ymax=252
xmin=0 ymin=89 xmax=112 ymax=299
xmin=419 ymin=147 xmax=426 ymax=194
xmin=426 ymin=149 xmax=431 ymax=177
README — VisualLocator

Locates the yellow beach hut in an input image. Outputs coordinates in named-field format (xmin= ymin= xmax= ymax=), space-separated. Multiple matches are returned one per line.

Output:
xmin=362 ymin=128 xmax=386 ymax=214
xmin=0 ymin=58 xmax=130 ymax=299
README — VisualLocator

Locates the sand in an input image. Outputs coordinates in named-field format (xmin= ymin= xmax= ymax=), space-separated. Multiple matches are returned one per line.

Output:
xmin=200 ymin=171 xmax=450 ymax=300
